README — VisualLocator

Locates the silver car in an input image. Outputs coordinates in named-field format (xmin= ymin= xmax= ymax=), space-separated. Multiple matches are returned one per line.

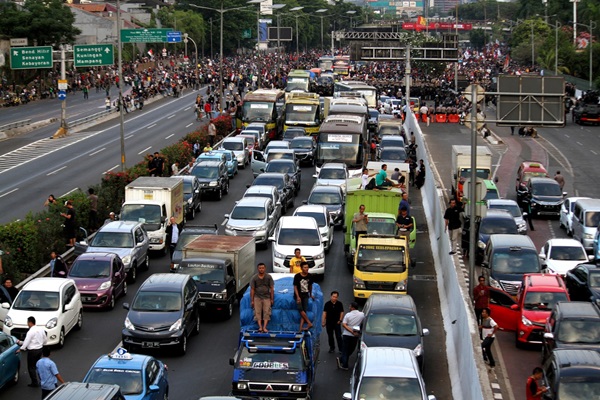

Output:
xmin=293 ymin=205 xmax=333 ymax=252
xmin=224 ymin=197 xmax=278 ymax=247
xmin=84 ymin=221 xmax=149 ymax=283
xmin=243 ymin=185 xmax=283 ymax=224
xmin=487 ymin=199 xmax=527 ymax=234
xmin=313 ymin=162 xmax=348 ymax=194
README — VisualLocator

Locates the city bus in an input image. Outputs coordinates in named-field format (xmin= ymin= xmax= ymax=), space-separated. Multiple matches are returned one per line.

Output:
xmin=333 ymin=81 xmax=378 ymax=108
xmin=333 ymin=56 xmax=350 ymax=76
xmin=316 ymin=115 xmax=368 ymax=174
xmin=284 ymin=93 xmax=322 ymax=136
xmin=238 ymin=89 xmax=285 ymax=140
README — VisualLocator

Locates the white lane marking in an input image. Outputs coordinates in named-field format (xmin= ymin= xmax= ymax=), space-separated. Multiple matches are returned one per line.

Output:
xmin=0 ymin=188 xmax=19 ymax=198
xmin=138 ymin=146 xmax=152 ymax=155
xmin=184 ymin=107 xmax=191 ymax=111
xmin=88 ymin=147 xmax=106 ymax=156
xmin=564 ymin=134 xmax=570 ymax=138
xmin=105 ymin=165 xmax=119 ymax=174
xmin=167 ymin=114 xmax=176 ymax=119
xmin=186 ymin=123 xmax=193 ymax=128
xmin=61 ymin=187 xmax=79 ymax=197
xmin=577 ymin=141 xmax=583 ymax=146
xmin=147 ymin=123 xmax=157 ymax=129
xmin=125 ymin=134 xmax=134 ymax=140
xmin=592 ymin=150 xmax=598 ymax=155
xmin=165 ymin=134 xmax=174 ymax=140
xmin=47 ymin=166 xmax=68 ymax=176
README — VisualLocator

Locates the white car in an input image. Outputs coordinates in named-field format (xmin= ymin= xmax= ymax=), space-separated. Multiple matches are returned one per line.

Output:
xmin=293 ymin=205 xmax=334 ymax=252
xmin=2 ymin=278 xmax=83 ymax=347
xmin=539 ymin=238 xmax=592 ymax=276
xmin=313 ymin=162 xmax=348 ymax=194
xmin=560 ymin=197 xmax=590 ymax=236
xmin=221 ymin=137 xmax=249 ymax=168
xmin=270 ymin=216 xmax=326 ymax=275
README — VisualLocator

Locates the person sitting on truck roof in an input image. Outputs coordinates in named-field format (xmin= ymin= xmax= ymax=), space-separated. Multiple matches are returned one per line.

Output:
xmin=375 ymin=164 xmax=399 ymax=190
xmin=294 ymin=262 xmax=314 ymax=332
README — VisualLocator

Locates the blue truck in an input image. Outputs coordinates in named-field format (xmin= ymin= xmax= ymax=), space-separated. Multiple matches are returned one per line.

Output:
xmin=230 ymin=275 xmax=323 ymax=400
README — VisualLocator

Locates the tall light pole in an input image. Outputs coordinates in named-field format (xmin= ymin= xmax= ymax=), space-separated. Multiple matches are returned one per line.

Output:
xmin=270 ymin=4 xmax=286 ymax=79
xmin=247 ymin=0 xmax=265 ymax=51
xmin=183 ymin=33 xmax=199 ymax=86
xmin=570 ymin=0 xmax=580 ymax=45
xmin=531 ymin=20 xmax=535 ymax=69
xmin=316 ymin=9 xmax=328 ymax=49
xmin=290 ymin=6 xmax=304 ymax=55
xmin=346 ymin=10 xmax=356 ymax=29
xmin=117 ymin=0 xmax=125 ymax=171
xmin=573 ymin=20 xmax=597 ymax=89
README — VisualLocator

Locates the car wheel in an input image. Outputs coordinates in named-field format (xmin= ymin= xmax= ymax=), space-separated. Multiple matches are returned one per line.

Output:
xmin=224 ymin=182 xmax=229 ymax=195
xmin=216 ymin=188 xmax=223 ymax=200
xmin=142 ymin=254 xmax=150 ymax=271
xmin=122 ymin=281 xmax=128 ymax=297
xmin=224 ymin=298 xmax=234 ymax=320
xmin=108 ymin=293 xmax=115 ymax=310
xmin=128 ymin=265 xmax=137 ymax=283
xmin=57 ymin=328 xmax=65 ymax=348
xmin=193 ymin=312 xmax=200 ymax=336
xmin=75 ymin=311 xmax=83 ymax=331
xmin=163 ymin=392 xmax=168 ymax=400
xmin=179 ymin=335 xmax=187 ymax=355
xmin=190 ymin=205 xmax=196 ymax=220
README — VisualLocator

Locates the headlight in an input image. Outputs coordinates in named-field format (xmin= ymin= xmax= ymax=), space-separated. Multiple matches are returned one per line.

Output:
xmin=521 ymin=316 xmax=532 ymax=326
xmin=169 ymin=318 xmax=182 ymax=332
xmin=477 ymin=240 xmax=486 ymax=249
xmin=518 ymin=223 xmax=527 ymax=230
xmin=46 ymin=318 xmax=57 ymax=329
xmin=273 ymin=249 xmax=286 ymax=259
xmin=121 ymin=255 xmax=131 ymax=264
xmin=353 ymin=276 xmax=366 ymax=290
xmin=489 ymin=277 xmax=501 ymax=289
xmin=394 ymin=280 xmax=407 ymax=291
xmin=584 ymin=233 xmax=594 ymax=239
xmin=124 ymin=317 xmax=135 ymax=330
xmin=149 ymin=238 xmax=162 ymax=244
xmin=315 ymin=252 xmax=325 ymax=260
xmin=4 ymin=316 xmax=12 ymax=328
xmin=187 ymin=198 xmax=193 ymax=205
xmin=413 ymin=344 xmax=423 ymax=357
xmin=99 ymin=281 xmax=111 ymax=290
xmin=209 ymin=181 xmax=218 ymax=187
xmin=171 ymin=263 xmax=179 ymax=271
xmin=291 ymin=384 xmax=304 ymax=392
xmin=215 ymin=289 xmax=227 ymax=299
xmin=236 ymin=383 xmax=247 ymax=390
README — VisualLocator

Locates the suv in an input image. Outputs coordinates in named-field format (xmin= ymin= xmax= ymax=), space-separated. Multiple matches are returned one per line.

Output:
xmin=191 ymin=161 xmax=229 ymax=200
xmin=290 ymin=136 xmax=317 ymax=166
xmin=85 ymin=221 xmax=150 ymax=283
xmin=521 ymin=177 xmax=566 ymax=218
xmin=265 ymin=159 xmax=301 ymax=195
xmin=176 ymin=175 xmax=202 ymax=220
xmin=224 ymin=197 xmax=278 ymax=246
xmin=542 ymin=349 xmax=600 ymax=399
xmin=476 ymin=209 xmax=519 ymax=263
xmin=488 ymin=274 xmax=570 ymax=347
xmin=122 ymin=274 xmax=200 ymax=355
xmin=361 ymin=294 xmax=429 ymax=369
xmin=250 ymin=173 xmax=294 ymax=213
xmin=542 ymin=301 xmax=600 ymax=362
xmin=270 ymin=216 xmax=326 ymax=275
xmin=314 ymin=162 xmax=348 ymax=193
xmin=306 ymin=185 xmax=345 ymax=227
xmin=487 ymin=199 xmax=527 ymax=234
xmin=564 ymin=262 xmax=600 ymax=303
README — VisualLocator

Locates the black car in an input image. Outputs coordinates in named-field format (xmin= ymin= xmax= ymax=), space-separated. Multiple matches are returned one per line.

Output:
xmin=282 ymin=127 xmax=306 ymax=142
xmin=178 ymin=175 xmax=202 ymax=220
xmin=475 ymin=209 xmax=519 ymax=264
xmin=519 ymin=177 xmax=565 ymax=218
xmin=361 ymin=294 xmax=429 ymax=370
xmin=249 ymin=173 xmax=294 ymax=213
xmin=190 ymin=161 xmax=229 ymax=200
xmin=305 ymin=185 xmax=345 ymax=227
xmin=290 ymin=137 xmax=317 ymax=166
xmin=542 ymin=301 xmax=600 ymax=362
xmin=367 ymin=108 xmax=379 ymax=133
xmin=170 ymin=225 xmax=219 ymax=271
xmin=122 ymin=273 xmax=200 ymax=355
xmin=542 ymin=349 xmax=600 ymax=399
xmin=265 ymin=159 xmax=301 ymax=195
xmin=565 ymin=263 xmax=600 ymax=303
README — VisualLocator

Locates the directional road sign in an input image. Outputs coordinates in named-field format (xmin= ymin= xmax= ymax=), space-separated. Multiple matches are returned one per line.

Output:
xmin=74 ymin=44 xmax=114 ymax=67
xmin=58 ymin=90 xmax=66 ymax=101
xmin=10 ymin=46 xmax=53 ymax=69
xmin=120 ymin=28 xmax=173 ymax=43
xmin=167 ymin=31 xmax=182 ymax=43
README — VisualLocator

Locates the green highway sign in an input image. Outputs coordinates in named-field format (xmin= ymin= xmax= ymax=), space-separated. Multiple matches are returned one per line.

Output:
xmin=121 ymin=28 xmax=172 ymax=43
xmin=243 ymin=29 xmax=252 ymax=39
xmin=74 ymin=44 xmax=114 ymax=67
xmin=10 ymin=46 xmax=53 ymax=69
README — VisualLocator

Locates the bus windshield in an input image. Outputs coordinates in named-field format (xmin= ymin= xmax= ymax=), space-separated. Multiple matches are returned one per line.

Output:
xmin=285 ymin=104 xmax=318 ymax=124
xmin=317 ymin=133 xmax=362 ymax=167
xmin=286 ymin=77 xmax=309 ymax=92
xmin=242 ymin=102 xmax=273 ymax=122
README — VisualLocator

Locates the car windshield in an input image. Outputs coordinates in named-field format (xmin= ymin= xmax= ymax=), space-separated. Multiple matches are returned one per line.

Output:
xmin=492 ymin=252 xmax=540 ymax=274
xmin=85 ymin=368 xmax=143 ymax=395
xmin=278 ymin=228 xmax=321 ymax=246
xmin=357 ymin=246 xmax=406 ymax=272
xmin=319 ymin=169 xmax=346 ymax=180
xmin=254 ymin=177 xmax=284 ymax=190
xmin=357 ymin=377 xmax=423 ymax=400
xmin=558 ymin=378 xmax=600 ymax=400
xmin=181 ymin=264 xmax=225 ymax=284
xmin=585 ymin=211 xmax=600 ymax=227
xmin=222 ymin=141 xmax=244 ymax=151
xmin=379 ymin=126 xmax=400 ymax=136
xmin=283 ymin=130 xmax=306 ymax=139
xmin=192 ymin=166 xmax=218 ymax=179
xmin=523 ymin=171 xmax=547 ymax=181
xmin=291 ymin=139 xmax=313 ymax=149
xmin=132 ymin=291 xmax=182 ymax=312
xmin=69 ymin=260 xmax=111 ymax=278
xmin=557 ymin=320 xmax=600 ymax=343
xmin=532 ymin=182 xmax=562 ymax=196
xmin=366 ymin=313 xmax=417 ymax=335
xmin=380 ymin=138 xmax=405 ymax=147
xmin=365 ymin=218 xmax=397 ymax=235
xmin=549 ymin=245 xmax=587 ymax=261
xmin=479 ymin=218 xmax=518 ymax=235
xmin=13 ymin=290 xmax=59 ymax=311
xmin=295 ymin=212 xmax=326 ymax=227
xmin=489 ymin=204 xmax=522 ymax=218
xmin=91 ymin=232 xmax=134 ymax=248
xmin=183 ymin=180 xmax=194 ymax=194
xmin=484 ymin=189 xmax=499 ymax=200
xmin=380 ymin=148 xmax=407 ymax=161
xmin=120 ymin=204 xmax=161 ymax=224
xmin=523 ymin=291 xmax=568 ymax=310
xmin=237 ymin=347 xmax=303 ymax=370
xmin=309 ymin=191 xmax=341 ymax=205
xmin=231 ymin=206 xmax=266 ymax=220
xmin=218 ymin=152 xmax=233 ymax=161
xmin=266 ymin=163 xmax=294 ymax=174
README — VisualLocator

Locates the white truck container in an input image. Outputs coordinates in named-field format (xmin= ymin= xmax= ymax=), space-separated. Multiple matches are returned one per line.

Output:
xmin=451 ymin=145 xmax=492 ymax=197
xmin=120 ymin=177 xmax=185 ymax=252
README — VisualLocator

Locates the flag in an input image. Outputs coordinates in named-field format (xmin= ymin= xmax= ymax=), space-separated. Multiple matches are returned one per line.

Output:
xmin=503 ymin=55 xmax=510 ymax=71
xmin=147 ymin=49 xmax=154 ymax=57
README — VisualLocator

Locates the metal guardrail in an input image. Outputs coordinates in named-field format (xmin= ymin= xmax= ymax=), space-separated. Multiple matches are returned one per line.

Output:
xmin=69 ymin=109 xmax=116 ymax=128
xmin=0 ymin=119 xmax=31 ymax=131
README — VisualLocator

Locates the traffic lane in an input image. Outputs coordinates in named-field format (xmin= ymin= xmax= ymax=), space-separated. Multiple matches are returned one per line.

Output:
xmin=0 ymin=91 xmax=203 ymax=223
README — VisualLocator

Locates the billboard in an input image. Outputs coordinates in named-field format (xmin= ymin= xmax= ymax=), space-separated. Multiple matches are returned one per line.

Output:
xmin=268 ymin=27 xmax=292 ymax=41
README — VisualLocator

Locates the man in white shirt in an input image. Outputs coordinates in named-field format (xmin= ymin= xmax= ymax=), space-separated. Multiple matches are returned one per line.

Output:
xmin=479 ymin=307 xmax=498 ymax=368
xmin=16 ymin=316 xmax=47 ymax=387
xmin=337 ymin=302 xmax=365 ymax=370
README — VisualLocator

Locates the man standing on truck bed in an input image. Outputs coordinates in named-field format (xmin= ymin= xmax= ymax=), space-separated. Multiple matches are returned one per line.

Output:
xmin=294 ymin=262 xmax=314 ymax=331
xmin=250 ymin=263 xmax=274 ymax=333
xmin=352 ymin=205 xmax=369 ymax=242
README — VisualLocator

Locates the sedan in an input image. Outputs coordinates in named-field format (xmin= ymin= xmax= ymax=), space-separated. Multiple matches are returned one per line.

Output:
xmin=290 ymin=137 xmax=317 ymax=166
xmin=293 ymin=205 xmax=334 ymax=251
xmin=68 ymin=252 xmax=127 ymax=309
xmin=180 ymin=175 xmax=202 ymax=220
xmin=305 ymin=185 xmax=345 ymax=227
xmin=560 ymin=196 xmax=590 ymax=236
xmin=224 ymin=197 xmax=278 ymax=246
xmin=0 ymin=331 xmax=20 ymax=390
xmin=264 ymin=159 xmax=301 ymax=195
xmin=539 ymin=238 xmax=591 ymax=276
xmin=83 ymin=348 xmax=168 ymax=400
xmin=249 ymin=173 xmax=294 ymax=213
xmin=564 ymin=263 xmax=600 ymax=303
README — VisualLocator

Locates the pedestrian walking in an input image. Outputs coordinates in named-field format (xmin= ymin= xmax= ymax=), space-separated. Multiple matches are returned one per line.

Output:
xmin=322 ymin=291 xmax=344 ymax=354
xmin=352 ymin=205 xmax=369 ymax=242
xmin=289 ymin=248 xmax=306 ymax=274
xmin=60 ymin=200 xmax=77 ymax=247
xmin=553 ymin=171 xmax=565 ymax=191
xmin=37 ymin=346 xmax=65 ymax=399
xmin=293 ymin=262 xmax=314 ymax=331
xmin=444 ymin=199 xmax=462 ymax=255
xmin=49 ymin=251 xmax=68 ymax=277
xmin=337 ymin=302 xmax=365 ymax=370
xmin=473 ymin=276 xmax=490 ymax=338
xmin=479 ymin=307 xmax=498 ymax=368
xmin=88 ymin=188 xmax=98 ymax=233
xmin=16 ymin=316 xmax=47 ymax=387
xmin=526 ymin=367 xmax=548 ymax=399
xmin=521 ymin=197 xmax=535 ymax=231
xmin=250 ymin=263 xmax=274 ymax=333
xmin=105 ymin=96 xmax=111 ymax=110
xmin=461 ymin=216 xmax=471 ymax=258
xmin=82 ymin=85 xmax=89 ymax=100
xmin=165 ymin=217 xmax=181 ymax=260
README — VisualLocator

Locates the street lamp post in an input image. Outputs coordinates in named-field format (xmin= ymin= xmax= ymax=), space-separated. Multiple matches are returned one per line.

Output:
xmin=270 ymin=4 xmax=286 ymax=80
xmin=346 ymin=10 xmax=356 ymax=29
xmin=247 ymin=0 xmax=266 ymax=51
xmin=531 ymin=21 xmax=535 ymax=69
xmin=316 ymin=9 xmax=327 ymax=49
xmin=117 ymin=0 xmax=126 ymax=171
xmin=573 ymin=20 xmax=597 ymax=89
xmin=183 ymin=33 xmax=199 ymax=87
xmin=290 ymin=6 xmax=304 ymax=55
xmin=570 ymin=0 xmax=580 ymax=45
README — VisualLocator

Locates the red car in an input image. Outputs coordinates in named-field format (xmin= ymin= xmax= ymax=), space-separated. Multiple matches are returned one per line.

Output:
xmin=488 ymin=273 xmax=569 ymax=347
xmin=515 ymin=161 xmax=548 ymax=192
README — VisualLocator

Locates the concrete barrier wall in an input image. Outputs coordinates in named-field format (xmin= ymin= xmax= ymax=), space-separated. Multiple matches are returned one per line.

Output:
xmin=404 ymin=112 xmax=490 ymax=400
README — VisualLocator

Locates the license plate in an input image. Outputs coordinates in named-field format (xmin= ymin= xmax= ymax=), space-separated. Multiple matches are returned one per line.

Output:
xmin=199 ymin=302 xmax=206 ymax=307
xmin=142 ymin=342 xmax=159 ymax=348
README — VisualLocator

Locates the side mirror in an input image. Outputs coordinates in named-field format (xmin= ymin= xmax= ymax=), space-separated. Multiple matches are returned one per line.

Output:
xmin=246 ymin=184 xmax=251 ymax=188
xmin=562 ymin=192 xmax=568 ymax=197
xmin=422 ymin=328 xmax=430 ymax=336
xmin=148 ymin=385 xmax=160 ymax=393
xmin=224 ymin=214 xmax=230 ymax=219
xmin=160 ymin=216 xmax=166 ymax=223
xmin=312 ymin=174 xmax=318 ymax=178
xmin=64 ymin=303 xmax=73 ymax=311
xmin=123 ymin=303 xmax=130 ymax=310
xmin=322 ymin=237 xmax=329 ymax=243
xmin=589 ymin=255 xmax=595 ymax=261
xmin=276 ymin=201 xmax=282 ymax=206
xmin=1 ymin=302 xmax=10 ymax=309
xmin=229 ymin=358 xmax=235 ymax=366
xmin=268 ymin=237 xmax=275 ymax=242
xmin=510 ymin=304 xmax=520 ymax=311
xmin=522 ymin=212 xmax=528 ymax=217
xmin=543 ymin=332 xmax=554 ymax=340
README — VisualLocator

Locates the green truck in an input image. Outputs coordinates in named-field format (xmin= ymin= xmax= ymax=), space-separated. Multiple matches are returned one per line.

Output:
xmin=343 ymin=167 xmax=416 ymax=268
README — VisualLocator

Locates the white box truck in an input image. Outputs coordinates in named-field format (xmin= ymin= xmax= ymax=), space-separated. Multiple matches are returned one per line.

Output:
xmin=120 ymin=177 xmax=185 ymax=253
xmin=179 ymin=235 xmax=255 ymax=318
xmin=451 ymin=145 xmax=492 ymax=198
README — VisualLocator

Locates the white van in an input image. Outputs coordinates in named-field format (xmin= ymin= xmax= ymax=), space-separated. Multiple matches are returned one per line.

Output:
xmin=572 ymin=198 xmax=600 ymax=251
xmin=221 ymin=137 xmax=249 ymax=167
xmin=269 ymin=216 xmax=326 ymax=275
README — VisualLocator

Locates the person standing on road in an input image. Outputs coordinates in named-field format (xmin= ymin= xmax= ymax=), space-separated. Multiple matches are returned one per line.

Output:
xmin=87 ymin=188 xmax=98 ymax=233
xmin=322 ymin=291 xmax=344 ymax=354
xmin=554 ymin=171 xmax=565 ymax=191
xmin=352 ymin=205 xmax=369 ymax=242
xmin=473 ymin=276 xmax=490 ymax=338
xmin=293 ymin=262 xmax=314 ymax=331
xmin=16 ymin=316 xmax=47 ymax=387
xmin=289 ymin=248 xmax=306 ymax=274
xmin=250 ymin=263 xmax=274 ymax=333
xmin=204 ymin=101 xmax=212 ymax=120
xmin=105 ymin=96 xmax=111 ymax=110
xmin=337 ymin=302 xmax=365 ymax=370
xmin=49 ymin=251 xmax=68 ymax=277
xmin=208 ymin=120 xmax=217 ymax=147
xmin=526 ymin=367 xmax=548 ymax=399
xmin=444 ymin=199 xmax=462 ymax=255
xmin=60 ymin=201 xmax=76 ymax=247
xmin=165 ymin=217 xmax=181 ymax=260
xmin=37 ymin=346 xmax=65 ymax=399
xmin=521 ymin=197 xmax=535 ymax=231
xmin=479 ymin=307 xmax=498 ymax=368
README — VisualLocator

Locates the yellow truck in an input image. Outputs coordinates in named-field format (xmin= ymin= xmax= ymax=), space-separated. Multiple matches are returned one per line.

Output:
xmin=283 ymin=92 xmax=322 ymax=136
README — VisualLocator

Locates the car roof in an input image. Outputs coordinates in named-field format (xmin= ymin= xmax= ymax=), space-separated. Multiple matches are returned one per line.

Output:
xmin=573 ymin=198 xmax=600 ymax=209
xmin=92 ymin=352 xmax=153 ymax=370
xmin=482 ymin=209 xmax=513 ymax=219
xmin=139 ymin=273 xmax=188 ymax=292
xmin=365 ymin=294 xmax=417 ymax=313
xmin=291 ymin=136 xmax=312 ymax=141
xmin=267 ymin=141 xmax=289 ymax=147
xmin=520 ymin=161 xmax=547 ymax=171
xmin=556 ymin=301 xmax=600 ymax=318
xmin=522 ymin=274 xmax=567 ymax=291
xmin=487 ymin=199 xmax=519 ymax=206
xmin=246 ymin=123 xmax=265 ymax=128
xmin=321 ymin=163 xmax=346 ymax=169
xmin=362 ymin=347 xmax=419 ymax=378
xmin=279 ymin=216 xmax=319 ymax=229
xmin=294 ymin=205 xmax=328 ymax=215
xmin=529 ymin=177 xmax=559 ymax=184
xmin=310 ymin=185 xmax=342 ymax=193
xmin=545 ymin=238 xmax=586 ymax=247
xmin=553 ymin=349 xmax=600 ymax=367
xmin=267 ymin=159 xmax=295 ymax=165
xmin=489 ymin=234 xmax=536 ymax=248
xmin=245 ymin=185 xmax=277 ymax=194
xmin=196 ymin=161 xmax=222 ymax=167
xmin=100 ymin=221 xmax=141 ymax=232
xmin=46 ymin=382 xmax=122 ymax=399
xmin=74 ymin=252 xmax=117 ymax=262
xmin=235 ymin=197 xmax=270 ymax=207
xmin=22 ymin=277 xmax=74 ymax=292
xmin=572 ymin=263 xmax=600 ymax=271
xmin=255 ymin=172 xmax=286 ymax=179
xmin=223 ymin=137 xmax=245 ymax=142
